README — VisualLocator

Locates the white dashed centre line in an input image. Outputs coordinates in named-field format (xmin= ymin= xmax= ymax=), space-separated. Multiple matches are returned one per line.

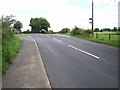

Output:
xmin=68 ymin=45 xmax=100 ymax=59
xmin=45 ymin=35 xmax=50 ymax=37
xmin=51 ymin=36 xmax=99 ymax=59
xmin=53 ymin=38 xmax=63 ymax=43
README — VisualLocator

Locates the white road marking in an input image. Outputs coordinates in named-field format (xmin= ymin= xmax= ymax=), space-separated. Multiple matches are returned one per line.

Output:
xmin=53 ymin=38 xmax=63 ymax=43
xmin=52 ymin=37 xmax=99 ymax=59
xmin=46 ymin=35 xmax=50 ymax=37
xmin=55 ymin=34 xmax=70 ymax=37
xmin=68 ymin=45 xmax=100 ymax=59
xmin=44 ymin=35 xmax=50 ymax=37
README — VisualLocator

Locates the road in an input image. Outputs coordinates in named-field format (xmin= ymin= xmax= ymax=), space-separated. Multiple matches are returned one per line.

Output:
xmin=31 ymin=34 xmax=118 ymax=88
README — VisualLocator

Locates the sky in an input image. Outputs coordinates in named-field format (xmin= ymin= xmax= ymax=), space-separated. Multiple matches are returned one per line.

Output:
xmin=0 ymin=0 xmax=119 ymax=31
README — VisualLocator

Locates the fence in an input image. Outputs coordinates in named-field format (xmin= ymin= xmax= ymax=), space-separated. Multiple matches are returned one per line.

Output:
xmin=94 ymin=33 xmax=120 ymax=41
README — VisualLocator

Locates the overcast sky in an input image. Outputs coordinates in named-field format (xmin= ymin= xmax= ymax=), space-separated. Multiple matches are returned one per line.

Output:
xmin=0 ymin=0 xmax=119 ymax=31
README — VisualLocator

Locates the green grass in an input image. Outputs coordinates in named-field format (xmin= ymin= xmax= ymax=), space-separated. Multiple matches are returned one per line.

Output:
xmin=16 ymin=34 xmax=29 ymax=36
xmin=2 ymin=36 xmax=22 ymax=74
xmin=66 ymin=32 xmax=120 ymax=47
xmin=94 ymin=32 xmax=119 ymax=34
xmin=94 ymin=34 xmax=119 ymax=41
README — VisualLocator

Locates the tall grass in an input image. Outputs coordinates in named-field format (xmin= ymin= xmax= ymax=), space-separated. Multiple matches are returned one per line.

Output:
xmin=2 ymin=28 xmax=22 ymax=74
xmin=2 ymin=36 xmax=22 ymax=74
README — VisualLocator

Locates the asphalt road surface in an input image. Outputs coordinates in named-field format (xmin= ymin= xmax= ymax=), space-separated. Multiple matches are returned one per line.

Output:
xmin=31 ymin=34 xmax=118 ymax=88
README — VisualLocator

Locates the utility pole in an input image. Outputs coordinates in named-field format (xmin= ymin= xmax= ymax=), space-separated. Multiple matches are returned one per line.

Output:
xmin=92 ymin=0 xmax=94 ymax=37
xmin=89 ymin=0 xmax=94 ymax=37
xmin=118 ymin=1 xmax=120 ymax=28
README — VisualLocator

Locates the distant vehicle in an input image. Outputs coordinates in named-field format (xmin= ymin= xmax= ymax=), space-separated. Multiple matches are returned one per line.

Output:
xmin=40 ymin=29 xmax=46 ymax=34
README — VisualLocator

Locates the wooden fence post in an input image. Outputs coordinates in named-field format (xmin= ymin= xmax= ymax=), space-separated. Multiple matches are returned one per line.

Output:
xmin=109 ymin=34 xmax=111 ymax=40
xmin=96 ymin=33 xmax=98 ymax=38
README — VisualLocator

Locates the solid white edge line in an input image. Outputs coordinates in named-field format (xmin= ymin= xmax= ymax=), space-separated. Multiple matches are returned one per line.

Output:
xmin=30 ymin=35 xmax=52 ymax=88
xmin=68 ymin=45 xmax=99 ymax=59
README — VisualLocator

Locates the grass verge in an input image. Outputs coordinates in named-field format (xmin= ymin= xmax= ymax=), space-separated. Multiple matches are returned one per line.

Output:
xmin=16 ymin=34 xmax=29 ymax=36
xmin=66 ymin=32 xmax=120 ymax=47
xmin=2 ymin=36 xmax=22 ymax=74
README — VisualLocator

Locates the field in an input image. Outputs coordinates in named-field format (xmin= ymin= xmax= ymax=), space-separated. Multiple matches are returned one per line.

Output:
xmin=94 ymin=32 xmax=119 ymax=41
xmin=94 ymin=32 xmax=119 ymax=34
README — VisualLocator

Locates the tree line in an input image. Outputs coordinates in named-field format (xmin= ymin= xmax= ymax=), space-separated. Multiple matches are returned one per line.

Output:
xmin=23 ymin=16 xmax=120 ymax=34
xmin=59 ymin=26 xmax=120 ymax=36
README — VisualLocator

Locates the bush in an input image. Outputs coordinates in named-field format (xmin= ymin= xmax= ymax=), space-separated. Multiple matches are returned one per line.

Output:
xmin=71 ymin=26 xmax=83 ymax=35
xmin=82 ymin=29 xmax=92 ymax=37
xmin=48 ymin=30 xmax=54 ymax=34
xmin=60 ymin=28 xmax=70 ymax=34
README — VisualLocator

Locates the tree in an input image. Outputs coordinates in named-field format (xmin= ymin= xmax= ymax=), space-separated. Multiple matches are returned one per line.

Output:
xmin=94 ymin=28 xmax=99 ymax=32
xmin=48 ymin=30 xmax=54 ymax=34
xmin=14 ymin=21 xmax=23 ymax=33
xmin=71 ymin=26 xmax=83 ymax=35
xmin=83 ymin=29 xmax=92 ymax=37
xmin=29 ymin=17 xmax=50 ymax=33
xmin=2 ymin=15 xmax=16 ymax=39
xmin=60 ymin=28 xmax=70 ymax=33
xmin=112 ymin=27 xmax=117 ymax=32
xmin=2 ymin=15 xmax=15 ymax=30
xmin=118 ymin=27 xmax=120 ymax=32
xmin=102 ymin=28 xmax=110 ymax=32
xmin=100 ymin=29 xmax=103 ymax=32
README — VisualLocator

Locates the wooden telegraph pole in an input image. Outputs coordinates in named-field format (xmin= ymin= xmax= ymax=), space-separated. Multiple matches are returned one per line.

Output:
xmin=89 ymin=0 xmax=94 ymax=37
xmin=92 ymin=0 xmax=94 ymax=37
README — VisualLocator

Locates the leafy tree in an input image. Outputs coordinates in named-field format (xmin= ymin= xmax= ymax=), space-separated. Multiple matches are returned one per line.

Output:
xmin=14 ymin=21 xmax=23 ymax=33
xmin=2 ymin=15 xmax=15 ymax=39
xmin=48 ymin=30 xmax=54 ymax=34
xmin=2 ymin=15 xmax=15 ymax=30
xmin=118 ymin=27 xmax=120 ymax=32
xmin=94 ymin=28 xmax=99 ymax=32
xmin=60 ymin=28 xmax=70 ymax=33
xmin=112 ymin=27 xmax=117 ymax=32
xmin=83 ymin=29 xmax=91 ymax=37
xmin=100 ymin=29 xmax=103 ymax=32
xmin=102 ymin=28 xmax=110 ymax=32
xmin=29 ymin=17 xmax=50 ymax=33
xmin=71 ymin=26 xmax=83 ymax=35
